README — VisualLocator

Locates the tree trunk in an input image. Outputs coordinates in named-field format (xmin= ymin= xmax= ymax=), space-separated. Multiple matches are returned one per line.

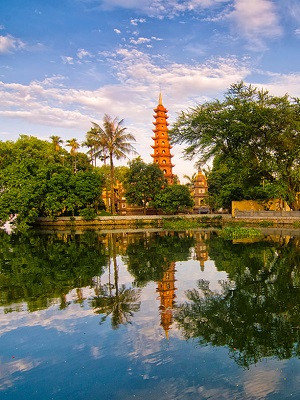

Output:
xmin=110 ymin=153 xmax=116 ymax=214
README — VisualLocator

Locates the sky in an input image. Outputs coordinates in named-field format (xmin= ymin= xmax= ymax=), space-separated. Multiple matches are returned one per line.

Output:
xmin=1 ymin=0 xmax=300 ymax=182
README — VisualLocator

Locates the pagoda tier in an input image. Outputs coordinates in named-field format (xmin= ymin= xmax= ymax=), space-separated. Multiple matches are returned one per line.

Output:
xmin=151 ymin=93 xmax=175 ymax=185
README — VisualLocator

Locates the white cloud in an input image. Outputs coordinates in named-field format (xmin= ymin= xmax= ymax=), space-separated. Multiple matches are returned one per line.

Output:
xmin=98 ymin=0 xmax=230 ymax=18
xmin=285 ymin=0 xmax=300 ymax=23
xmin=130 ymin=18 xmax=146 ymax=25
xmin=114 ymin=28 xmax=121 ymax=34
xmin=77 ymin=48 xmax=93 ymax=59
xmin=2 ymin=45 xmax=300 ymax=179
xmin=295 ymin=28 xmax=300 ymax=36
xmin=130 ymin=37 xmax=151 ymax=45
xmin=229 ymin=0 xmax=283 ymax=50
xmin=61 ymin=55 xmax=74 ymax=64
xmin=0 ymin=34 xmax=26 ymax=54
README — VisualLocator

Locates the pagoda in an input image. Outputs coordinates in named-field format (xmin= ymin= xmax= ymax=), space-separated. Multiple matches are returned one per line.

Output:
xmin=151 ymin=93 xmax=175 ymax=185
xmin=193 ymin=169 xmax=209 ymax=212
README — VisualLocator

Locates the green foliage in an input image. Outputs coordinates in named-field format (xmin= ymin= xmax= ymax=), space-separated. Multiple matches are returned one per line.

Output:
xmin=258 ymin=220 xmax=274 ymax=227
xmin=79 ymin=207 xmax=98 ymax=220
xmin=0 ymin=135 xmax=104 ymax=226
xmin=161 ymin=216 xmax=222 ymax=230
xmin=171 ymin=82 xmax=300 ymax=210
xmin=124 ymin=157 xmax=167 ymax=214
xmin=152 ymin=184 xmax=194 ymax=214
xmin=162 ymin=217 xmax=203 ymax=230
xmin=218 ymin=226 xmax=262 ymax=239
xmin=90 ymin=114 xmax=137 ymax=214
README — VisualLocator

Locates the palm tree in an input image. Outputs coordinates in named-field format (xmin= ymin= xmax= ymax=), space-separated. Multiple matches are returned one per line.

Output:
xmin=83 ymin=127 xmax=108 ymax=168
xmin=50 ymin=135 xmax=64 ymax=152
xmin=66 ymin=138 xmax=80 ymax=173
xmin=183 ymin=173 xmax=197 ymax=189
xmin=92 ymin=114 xmax=137 ymax=214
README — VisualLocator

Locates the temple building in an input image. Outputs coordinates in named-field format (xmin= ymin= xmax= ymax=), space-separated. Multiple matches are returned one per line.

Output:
xmin=151 ymin=93 xmax=176 ymax=185
xmin=193 ymin=169 xmax=209 ymax=213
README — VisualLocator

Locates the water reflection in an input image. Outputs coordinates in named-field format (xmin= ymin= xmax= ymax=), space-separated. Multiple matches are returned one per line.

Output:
xmin=1 ymin=228 xmax=300 ymax=399
xmin=175 ymin=233 xmax=300 ymax=368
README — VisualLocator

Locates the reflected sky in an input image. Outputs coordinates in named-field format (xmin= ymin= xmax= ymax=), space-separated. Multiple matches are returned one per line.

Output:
xmin=1 ymin=229 xmax=300 ymax=399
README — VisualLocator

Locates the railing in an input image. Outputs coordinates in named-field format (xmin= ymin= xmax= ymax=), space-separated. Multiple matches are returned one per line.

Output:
xmin=235 ymin=210 xmax=300 ymax=219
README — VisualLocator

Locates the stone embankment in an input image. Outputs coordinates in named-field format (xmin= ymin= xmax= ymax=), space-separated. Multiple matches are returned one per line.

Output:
xmin=34 ymin=214 xmax=228 ymax=230
xmin=34 ymin=211 xmax=300 ymax=231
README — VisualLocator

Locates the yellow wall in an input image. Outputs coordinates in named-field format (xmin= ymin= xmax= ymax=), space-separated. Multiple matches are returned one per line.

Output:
xmin=232 ymin=199 xmax=291 ymax=217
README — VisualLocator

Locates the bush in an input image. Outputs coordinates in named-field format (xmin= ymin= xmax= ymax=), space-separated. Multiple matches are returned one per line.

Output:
xmin=79 ymin=208 xmax=97 ymax=221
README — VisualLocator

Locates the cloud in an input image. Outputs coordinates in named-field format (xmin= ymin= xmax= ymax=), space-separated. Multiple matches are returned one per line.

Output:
xmin=285 ymin=0 xmax=300 ymax=23
xmin=130 ymin=18 xmax=146 ymax=25
xmin=0 ymin=357 xmax=42 ymax=390
xmin=0 ymin=34 xmax=26 ymax=54
xmin=295 ymin=28 xmax=300 ymax=36
xmin=1 ymin=46 xmax=300 ymax=178
xmin=61 ymin=55 xmax=74 ymax=64
xmin=97 ymin=0 xmax=230 ymax=18
xmin=0 ymin=49 xmax=251 ymax=139
xmin=114 ymin=28 xmax=121 ymax=34
xmin=130 ymin=37 xmax=151 ymax=45
xmin=228 ymin=0 xmax=283 ymax=50
xmin=77 ymin=48 xmax=93 ymax=59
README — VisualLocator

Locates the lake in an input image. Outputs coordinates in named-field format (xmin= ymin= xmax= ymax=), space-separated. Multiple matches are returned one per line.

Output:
xmin=1 ymin=228 xmax=300 ymax=399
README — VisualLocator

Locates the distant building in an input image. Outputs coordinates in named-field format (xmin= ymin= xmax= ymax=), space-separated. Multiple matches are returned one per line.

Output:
xmin=192 ymin=170 xmax=209 ymax=213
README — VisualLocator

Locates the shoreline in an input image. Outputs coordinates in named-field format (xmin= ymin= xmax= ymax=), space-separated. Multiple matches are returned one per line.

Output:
xmin=32 ymin=213 xmax=300 ymax=230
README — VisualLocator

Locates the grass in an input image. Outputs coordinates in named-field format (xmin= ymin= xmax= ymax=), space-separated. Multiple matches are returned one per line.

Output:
xmin=161 ymin=216 xmax=222 ymax=230
xmin=218 ymin=226 xmax=262 ymax=240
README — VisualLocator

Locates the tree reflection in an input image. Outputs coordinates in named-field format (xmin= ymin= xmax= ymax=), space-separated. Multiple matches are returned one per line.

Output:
xmin=175 ymin=236 xmax=300 ymax=368
xmin=125 ymin=231 xmax=195 ymax=286
xmin=0 ymin=230 xmax=107 ymax=311
xmin=89 ymin=233 xmax=141 ymax=329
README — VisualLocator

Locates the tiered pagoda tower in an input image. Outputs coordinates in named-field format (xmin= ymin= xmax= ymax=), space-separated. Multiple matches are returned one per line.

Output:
xmin=151 ymin=93 xmax=175 ymax=185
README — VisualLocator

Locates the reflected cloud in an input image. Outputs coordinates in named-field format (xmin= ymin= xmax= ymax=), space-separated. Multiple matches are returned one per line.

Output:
xmin=0 ymin=357 xmax=42 ymax=390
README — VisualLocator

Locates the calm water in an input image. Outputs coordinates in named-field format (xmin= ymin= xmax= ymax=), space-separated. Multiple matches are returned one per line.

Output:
xmin=1 ymin=228 xmax=300 ymax=399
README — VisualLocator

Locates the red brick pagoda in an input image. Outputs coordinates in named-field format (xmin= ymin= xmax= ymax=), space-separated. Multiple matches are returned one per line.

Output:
xmin=151 ymin=93 xmax=175 ymax=185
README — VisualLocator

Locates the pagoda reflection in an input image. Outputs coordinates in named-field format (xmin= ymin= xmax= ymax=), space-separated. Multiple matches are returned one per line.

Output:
xmin=156 ymin=261 xmax=177 ymax=339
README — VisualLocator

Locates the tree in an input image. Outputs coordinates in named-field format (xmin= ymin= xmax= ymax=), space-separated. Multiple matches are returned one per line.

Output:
xmin=50 ymin=135 xmax=63 ymax=152
xmin=91 ymin=115 xmax=137 ymax=214
xmin=83 ymin=127 xmax=108 ymax=168
xmin=123 ymin=157 xmax=166 ymax=214
xmin=171 ymin=82 xmax=300 ymax=209
xmin=152 ymin=184 xmax=194 ymax=214
xmin=183 ymin=172 xmax=197 ymax=189
xmin=0 ymin=135 xmax=103 ymax=226
xmin=66 ymin=138 xmax=80 ymax=173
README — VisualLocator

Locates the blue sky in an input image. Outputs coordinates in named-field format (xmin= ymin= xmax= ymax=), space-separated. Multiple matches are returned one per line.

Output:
xmin=1 ymin=0 xmax=300 ymax=181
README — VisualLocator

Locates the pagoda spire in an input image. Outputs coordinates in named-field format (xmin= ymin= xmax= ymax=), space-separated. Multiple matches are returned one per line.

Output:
xmin=158 ymin=91 xmax=163 ymax=105
xmin=151 ymin=93 xmax=175 ymax=185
